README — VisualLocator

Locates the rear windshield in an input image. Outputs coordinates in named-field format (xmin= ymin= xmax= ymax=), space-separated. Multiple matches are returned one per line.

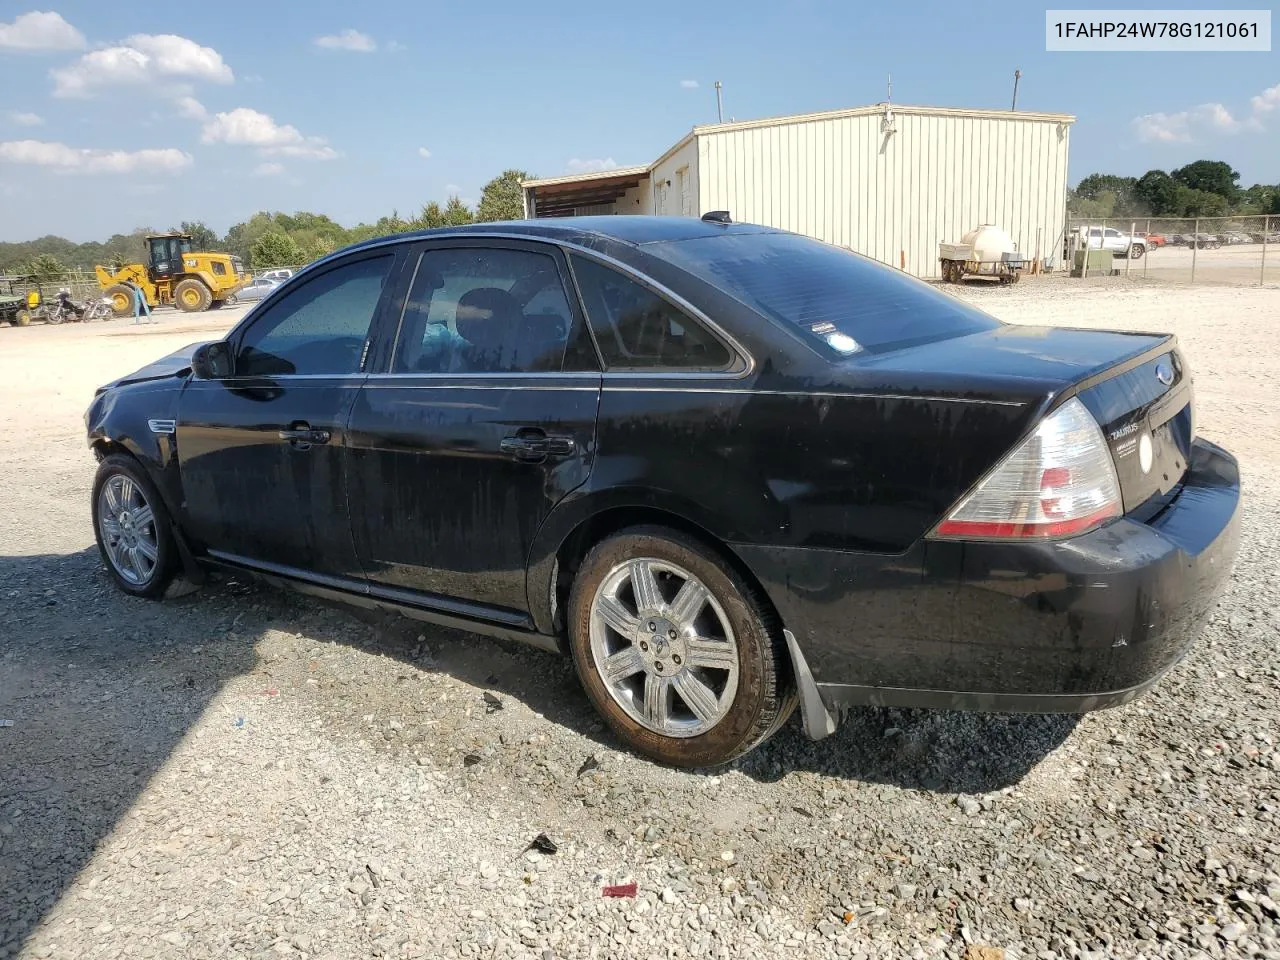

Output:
xmin=650 ymin=232 xmax=1002 ymax=356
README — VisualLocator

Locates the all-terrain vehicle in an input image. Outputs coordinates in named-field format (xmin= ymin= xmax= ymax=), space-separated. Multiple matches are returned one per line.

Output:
xmin=0 ymin=276 xmax=41 ymax=327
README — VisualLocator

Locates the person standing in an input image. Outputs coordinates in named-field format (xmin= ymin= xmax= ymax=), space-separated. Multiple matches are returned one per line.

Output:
xmin=127 ymin=280 xmax=154 ymax=324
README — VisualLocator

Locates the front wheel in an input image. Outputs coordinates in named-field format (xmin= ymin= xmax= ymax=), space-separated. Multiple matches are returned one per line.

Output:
xmin=567 ymin=526 xmax=795 ymax=768
xmin=1129 ymin=245 xmax=1145 ymax=260
xmin=91 ymin=453 xmax=178 ymax=599
xmin=174 ymin=278 xmax=212 ymax=313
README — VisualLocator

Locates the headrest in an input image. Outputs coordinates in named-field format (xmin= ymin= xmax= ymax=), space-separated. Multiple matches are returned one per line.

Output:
xmin=455 ymin=287 xmax=520 ymax=352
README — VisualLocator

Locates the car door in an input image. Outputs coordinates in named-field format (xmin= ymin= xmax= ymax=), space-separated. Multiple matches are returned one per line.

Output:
xmin=345 ymin=239 xmax=601 ymax=620
xmin=177 ymin=247 xmax=402 ymax=579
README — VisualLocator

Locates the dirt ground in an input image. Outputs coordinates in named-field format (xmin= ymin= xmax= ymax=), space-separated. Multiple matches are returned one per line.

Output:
xmin=2 ymin=277 xmax=1279 ymax=960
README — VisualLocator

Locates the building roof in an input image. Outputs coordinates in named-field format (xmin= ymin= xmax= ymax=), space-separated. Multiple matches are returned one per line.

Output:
xmin=524 ymin=102 xmax=1077 ymax=194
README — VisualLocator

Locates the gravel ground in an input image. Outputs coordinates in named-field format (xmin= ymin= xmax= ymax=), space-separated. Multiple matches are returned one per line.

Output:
xmin=2 ymin=278 xmax=1278 ymax=960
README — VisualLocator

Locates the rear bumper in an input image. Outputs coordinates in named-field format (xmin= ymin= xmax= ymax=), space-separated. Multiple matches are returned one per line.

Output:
xmin=739 ymin=438 xmax=1241 ymax=729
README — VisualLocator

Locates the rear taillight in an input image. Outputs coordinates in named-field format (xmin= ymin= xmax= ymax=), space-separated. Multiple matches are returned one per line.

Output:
xmin=933 ymin=397 xmax=1121 ymax=540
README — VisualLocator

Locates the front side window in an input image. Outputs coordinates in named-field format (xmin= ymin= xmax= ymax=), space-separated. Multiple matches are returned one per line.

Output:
xmin=212 ymin=261 xmax=227 ymax=276
xmin=570 ymin=256 xmax=732 ymax=370
xmin=236 ymin=254 xmax=393 ymax=376
xmin=392 ymin=247 xmax=574 ymax=374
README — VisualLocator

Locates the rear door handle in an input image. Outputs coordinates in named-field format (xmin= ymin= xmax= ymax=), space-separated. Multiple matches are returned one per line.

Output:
xmin=279 ymin=423 xmax=331 ymax=449
xmin=500 ymin=430 xmax=576 ymax=462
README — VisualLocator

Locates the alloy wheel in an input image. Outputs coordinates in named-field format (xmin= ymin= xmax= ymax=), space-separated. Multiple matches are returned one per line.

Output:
xmin=588 ymin=557 xmax=740 ymax=738
xmin=97 ymin=473 xmax=160 ymax=586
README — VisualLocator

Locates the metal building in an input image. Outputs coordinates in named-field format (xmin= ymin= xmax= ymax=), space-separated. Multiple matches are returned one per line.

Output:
xmin=522 ymin=103 xmax=1075 ymax=278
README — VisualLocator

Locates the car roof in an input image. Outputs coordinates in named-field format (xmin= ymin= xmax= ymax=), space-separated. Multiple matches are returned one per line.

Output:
xmin=341 ymin=216 xmax=785 ymax=256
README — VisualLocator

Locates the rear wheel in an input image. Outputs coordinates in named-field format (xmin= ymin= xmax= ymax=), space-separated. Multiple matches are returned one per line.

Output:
xmin=14 ymin=309 xmax=31 ymax=327
xmin=174 ymin=278 xmax=212 ymax=313
xmin=1129 ymin=244 xmax=1145 ymax=260
xmin=104 ymin=284 xmax=135 ymax=318
xmin=91 ymin=454 xmax=177 ymax=599
xmin=567 ymin=526 xmax=795 ymax=768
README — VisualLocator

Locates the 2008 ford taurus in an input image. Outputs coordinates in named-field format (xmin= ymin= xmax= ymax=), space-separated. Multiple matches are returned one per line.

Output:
xmin=85 ymin=215 xmax=1241 ymax=767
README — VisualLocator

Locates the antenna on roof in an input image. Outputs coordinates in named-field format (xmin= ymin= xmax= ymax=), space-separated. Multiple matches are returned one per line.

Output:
xmin=714 ymin=80 xmax=724 ymax=123
xmin=886 ymin=73 xmax=892 ymax=104
xmin=1011 ymin=69 xmax=1022 ymax=111
xmin=701 ymin=210 xmax=732 ymax=224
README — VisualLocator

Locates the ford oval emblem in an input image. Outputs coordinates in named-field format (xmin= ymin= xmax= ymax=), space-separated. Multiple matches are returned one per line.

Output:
xmin=1155 ymin=361 xmax=1174 ymax=386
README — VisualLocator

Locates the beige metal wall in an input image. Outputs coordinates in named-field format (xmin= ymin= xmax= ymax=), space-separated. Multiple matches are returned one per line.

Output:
xmin=652 ymin=137 xmax=698 ymax=217
xmin=697 ymin=110 xmax=1070 ymax=278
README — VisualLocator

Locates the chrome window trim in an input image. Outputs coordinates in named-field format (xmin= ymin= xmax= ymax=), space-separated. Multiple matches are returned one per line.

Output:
xmin=364 ymin=371 xmax=600 ymax=381
xmin=599 ymin=386 xmax=1025 ymax=406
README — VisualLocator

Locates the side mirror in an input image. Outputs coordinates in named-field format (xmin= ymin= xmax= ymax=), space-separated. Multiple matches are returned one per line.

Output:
xmin=191 ymin=341 xmax=233 ymax=379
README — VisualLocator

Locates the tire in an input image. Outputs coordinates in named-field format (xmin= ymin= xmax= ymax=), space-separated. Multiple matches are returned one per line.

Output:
xmin=91 ymin=453 xmax=178 ymax=599
xmin=567 ymin=525 xmax=796 ymax=768
xmin=174 ymin=278 xmax=212 ymax=313
xmin=1129 ymin=245 xmax=1145 ymax=260
xmin=45 ymin=307 xmax=65 ymax=325
xmin=15 ymin=309 xmax=31 ymax=327
xmin=104 ymin=284 xmax=135 ymax=318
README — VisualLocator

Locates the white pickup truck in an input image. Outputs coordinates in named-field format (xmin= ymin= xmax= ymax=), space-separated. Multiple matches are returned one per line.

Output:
xmin=1078 ymin=226 xmax=1148 ymax=260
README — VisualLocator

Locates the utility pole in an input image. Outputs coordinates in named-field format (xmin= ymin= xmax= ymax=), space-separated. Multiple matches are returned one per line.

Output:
xmin=714 ymin=81 xmax=724 ymax=123
xmin=1011 ymin=69 xmax=1022 ymax=110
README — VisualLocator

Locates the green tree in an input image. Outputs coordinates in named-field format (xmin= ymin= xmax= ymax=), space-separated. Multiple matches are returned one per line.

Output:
xmin=476 ymin=169 xmax=529 ymax=222
xmin=177 ymin=220 xmax=220 ymax=251
xmin=1171 ymin=160 xmax=1240 ymax=202
xmin=22 ymin=253 xmax=68 ymax=283
xmin=1134 ymin=170 xmax=1180 ymax=216
xmin=1174 ymin=185 xmax=1229 ymax=218
xmin=443 ymin=196 xmax=475 ymax=226
xmin=413 ymin=201 xmax=446 ymax=230
xmin=1067 ymin=188 xmax=1116 ymax=219
xmin=250 ymin=231 xmax=303 ymax=269
xmin=1076 ymin=174 xmax=1140 ymax=211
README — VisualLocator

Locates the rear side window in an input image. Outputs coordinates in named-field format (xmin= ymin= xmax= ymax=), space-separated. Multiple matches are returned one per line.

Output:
xmin=571 ymin=256 xmax=732 ymax=371
xmin=649 ymin=233 xmax=1001 ymax=357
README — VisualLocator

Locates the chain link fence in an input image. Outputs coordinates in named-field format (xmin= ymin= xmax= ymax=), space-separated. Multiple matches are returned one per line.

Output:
xmin=1064 ymin=214 xmax=1278 ymax=286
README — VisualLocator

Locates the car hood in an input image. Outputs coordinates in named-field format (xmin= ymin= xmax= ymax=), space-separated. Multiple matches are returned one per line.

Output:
xmin=96 ymin=341 xmax=210 ymax=394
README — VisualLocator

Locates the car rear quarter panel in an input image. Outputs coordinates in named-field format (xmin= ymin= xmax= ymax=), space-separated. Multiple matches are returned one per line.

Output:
xmin=527 ymin=369 xmax=1042 ymax=639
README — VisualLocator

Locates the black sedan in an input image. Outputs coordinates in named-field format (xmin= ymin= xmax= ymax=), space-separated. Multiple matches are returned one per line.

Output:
xmin=84 ymin=215 xmax=1241 ymax=767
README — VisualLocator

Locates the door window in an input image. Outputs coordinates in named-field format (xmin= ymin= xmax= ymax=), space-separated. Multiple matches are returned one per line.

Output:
xmin=235 ymin=254 xmax=393 ymax=377
xmin=391 ymin=247 xmax=575 ymax=374
xmin=570 ymin=255 xmax=732 ymax=371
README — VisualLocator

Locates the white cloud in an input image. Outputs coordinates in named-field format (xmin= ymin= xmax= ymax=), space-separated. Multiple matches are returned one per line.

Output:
xmin=201 ymin=107 xmax=337 ymax=160
xmin=567 ymin=157 xmax=618 ymax=174
xmin=417 ymin=146 xmax=432 ymax=159
xmin=253 ymin=162 xmax=284 ymax=177
xmin=1133 ymin=102 xmax=1252 ymax=142
xmin=0 ymin=139 xmax=192 ymax=174
xmin=176 ymin=96 xmax=207 ymax=120
xmin=1134 ymin=83 xmax=1280 ymax=143
xmin=52 ymin=33 xmax=233 ymax=98
xmin=679 ymin=79 xmax=699 ymax=89
xmin=444 ymin=183 xmax=462 ymax=194
xmin=314 ymin=29 xmax=376 ymax=52
xmin=1251 ymin=82 xmax=1280 ymax=114
xmin=0 ymin=11 xmax=85 ymax=51
xmin=9 ymin=111 xmax=44 ymax=126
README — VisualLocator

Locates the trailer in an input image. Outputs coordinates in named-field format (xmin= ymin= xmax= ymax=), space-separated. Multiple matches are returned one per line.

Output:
xmin=939 ymin=225 xmax=1025 ymax=284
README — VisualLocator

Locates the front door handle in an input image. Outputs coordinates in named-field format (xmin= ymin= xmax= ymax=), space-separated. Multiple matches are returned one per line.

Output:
xmin=500 ymin=430 xmax=576 ymax=462
xmin=279 ymin=423 xmax=331 ymax=449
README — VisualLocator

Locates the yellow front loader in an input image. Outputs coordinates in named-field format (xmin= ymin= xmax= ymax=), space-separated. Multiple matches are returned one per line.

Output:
xmin=96 ymin=234 xmax=250 ymax=316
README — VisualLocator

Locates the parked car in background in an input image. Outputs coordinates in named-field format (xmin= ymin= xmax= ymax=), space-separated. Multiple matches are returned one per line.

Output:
xmin=1081 ymin=226 xmax=1147 ymax=259
xmin=1165 ymin=234 xmax=1187 ymax=246
xmin=258 ymin=269 xmax=294 ymax=282
xmin=1220 ymin=232 xmax=1250 ymax=245
xmin=1136 ymin=232 xmax=1167 ymax=247
xmin=231 ymin=277 xmax=281 ymax=303
xmin=83 ymin=215 xmax=1241 ymax=768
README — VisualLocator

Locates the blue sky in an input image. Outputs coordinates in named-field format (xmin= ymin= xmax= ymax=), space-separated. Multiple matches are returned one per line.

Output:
xmin=0 ymin=1 xmax=1275 ymax=242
